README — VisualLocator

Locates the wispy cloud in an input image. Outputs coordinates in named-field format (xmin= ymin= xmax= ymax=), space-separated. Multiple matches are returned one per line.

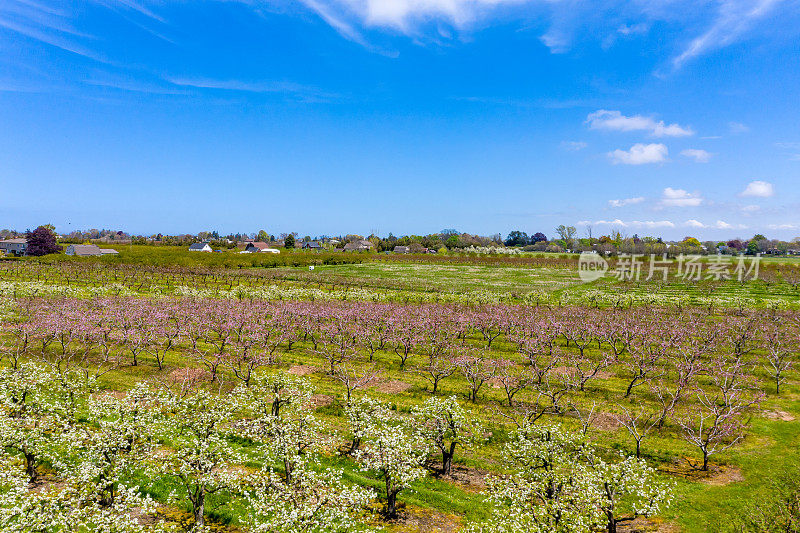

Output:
xmin=767 ymin=223 xmax=799 ymax=230
xmin=299 ymin=0 xmax=373 ymax=48
xmin=729 ymin=121 xmax=750 ymax=133
xmin=617 ymin=23 xmax=649 ymax=36
xmin=561 ymin=140 xmax=587 ymax=151
xmin=85 ymin=76 xmax=188 ymax=95
xmin=299 ymin=0 xmax=522 ymax=31
xmin=609 ymin=143 xmax=668 ymax=165
xmin=165 ymin=77 xmax=338 ymax=101
xmin=280 ymin=0 xmax=795 ymax=67
xmin=0 ymin=17 xmax=109 ymax=63
xmin=672 ymin=0 xmax=785 ymax=68
xmin=775 ymin=142 xmax=800 ymax=150
xmin=102 ymin=0 xmax=165 ymax=24
xmin=608 ymin=197 xmax=645 ymax=208
xmin=680 ymin=148 xmax=713 ymax=162
xmin=587 ymin=110 xmax=693 ymax=137
xmin=776 ymin=142 xmax=800 ymax=161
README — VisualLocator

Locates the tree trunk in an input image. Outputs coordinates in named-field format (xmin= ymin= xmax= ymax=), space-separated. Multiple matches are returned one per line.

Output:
xmin=350 ymin=437 xmax=361 ymax=453
xmin=624 ymin=377 xmax=638 ymax=398
xmin=194 ymin=490 xmax=205 ymax=527
xmin=24 ymin=451 xmax=37 ymax=482
xmin=442 ymin=453 xmax=453 ymax=475
xmin=385 ymin=478 xmax=398 ymax=518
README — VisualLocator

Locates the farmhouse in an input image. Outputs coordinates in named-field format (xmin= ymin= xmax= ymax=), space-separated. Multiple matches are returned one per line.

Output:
xmin=66 ymin=244 xmax=103 ymax=256
xmin=245 ymin=242 xmax=280 ymax=253
xmin=0 ymin=238 xmax=28 ymax=256
xmin=393 ymin=245 xmax=410 ymax=254
xmin=188 ymin=242 xmax=213 ymax=252
xmin=343 ymin=240 xmax=373 ymax=252
xmin=301 ymin=241 xmax=322 ymax=250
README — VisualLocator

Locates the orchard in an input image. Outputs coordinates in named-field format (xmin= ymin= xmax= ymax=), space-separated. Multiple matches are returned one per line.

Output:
xmin=0 ymin=265 xmax=798 ymax=531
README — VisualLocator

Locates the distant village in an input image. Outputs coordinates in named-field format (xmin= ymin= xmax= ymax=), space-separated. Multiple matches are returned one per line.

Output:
xmin=0 ymin=239 xmax=119 ymax=258
xmin=1 ymin=226 xmax=799 ymax=258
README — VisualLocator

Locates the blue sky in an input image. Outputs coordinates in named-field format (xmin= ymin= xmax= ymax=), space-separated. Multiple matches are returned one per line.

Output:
xmin=1 ymin=0 xmax=799 ymax=240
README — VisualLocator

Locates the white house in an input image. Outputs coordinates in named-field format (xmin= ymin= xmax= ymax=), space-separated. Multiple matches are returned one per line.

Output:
xmin=189 ymin=243 xmax=213 ymax=252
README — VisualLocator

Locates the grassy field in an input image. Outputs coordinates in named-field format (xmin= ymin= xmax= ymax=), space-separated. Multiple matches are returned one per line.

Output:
xmin=7 ymin=247 xmax=800 ymax=307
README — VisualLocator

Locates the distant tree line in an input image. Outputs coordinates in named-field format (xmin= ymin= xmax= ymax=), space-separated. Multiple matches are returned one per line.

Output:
xmin=3 ymin=224 xmax=800 ymax=258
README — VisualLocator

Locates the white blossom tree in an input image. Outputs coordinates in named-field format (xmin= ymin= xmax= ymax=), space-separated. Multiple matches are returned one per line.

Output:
xmin=243 ymin=460 xmax=375 ymax=533
xmin=154 ymin=388 xmax=243 ymax=528
xmin=344 ymin=395 xmax=394 ymax=454
xmin=590 ymin=453 xmax=673 ymax=533
xmin=237 ymin=374 xmax=376 ymax=531
xmin=58 ymin=382 xmax=163 ymax=508
xmin=0 ymin=455 xmax=160 ymax=533
xmin=470 ymin=423 xmax=601 ymax=533
xmin=0 ymin=364 xmax=62 ymax=482
xmin=354 ymin=419 xmax=429 ymax=518
xmin=412 ymin=396 xmax=484 ymax=475
xmin=469 ymin=423 xmax=672 ymax=533
xmin=235 ymin=373 xmax=320 ymax=484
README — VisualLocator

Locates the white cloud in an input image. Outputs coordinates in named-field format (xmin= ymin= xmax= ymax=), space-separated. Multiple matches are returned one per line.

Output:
xmin=684 ymin=219 xmax=747 ymax=229
xmin=609 ymin=143 xmax=669 ymax=165
xmin=617 ymin=23 xmax=649 ymax=36
xmin=741 ymin=204 xmax=760 ymax=213
xmin=740 ymin=180 xmax=774 ymax=197
xmin=767 ymin=223 xmax=799 ymax=230
xmin=540 ymin=31 xmax=571 ymax=54
xmin=592 ymin=219 xmax=674 ymax=228
xmin=661 ymin=187 xmax=703 ymax=207
xmin=680 ymin=148 xmax=713 ymax=163
xmin=561 ymin=140 xmax=587 ymax=151
xmin=775 ymin=142 xmax=800 ymax=150
xmin=673 ymin=0 xmax=784 ymax=68
xmin=609 ymin=197 xmax=646 ymax=208
xmin=776 ymin=142 xmax=800 ymax=161
xmin=289 ymin=0 xmax=794 ymax=67
xmin=729 ymin=121 xmax=750 ymax=134
xmin=634 ymin=220 xmax=676 ymax=228
xmin=593 ymin=219 xmax=628 ymax=227
xmin=297 ymin=0 xmax=523 ymax=32
xmin=587 ymin=110 xmax=693 ymax=137
xmin=715 ymin=220 xmax=747 ymax=229
xmin=165 ymin=77 xmax=336 ymax=100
